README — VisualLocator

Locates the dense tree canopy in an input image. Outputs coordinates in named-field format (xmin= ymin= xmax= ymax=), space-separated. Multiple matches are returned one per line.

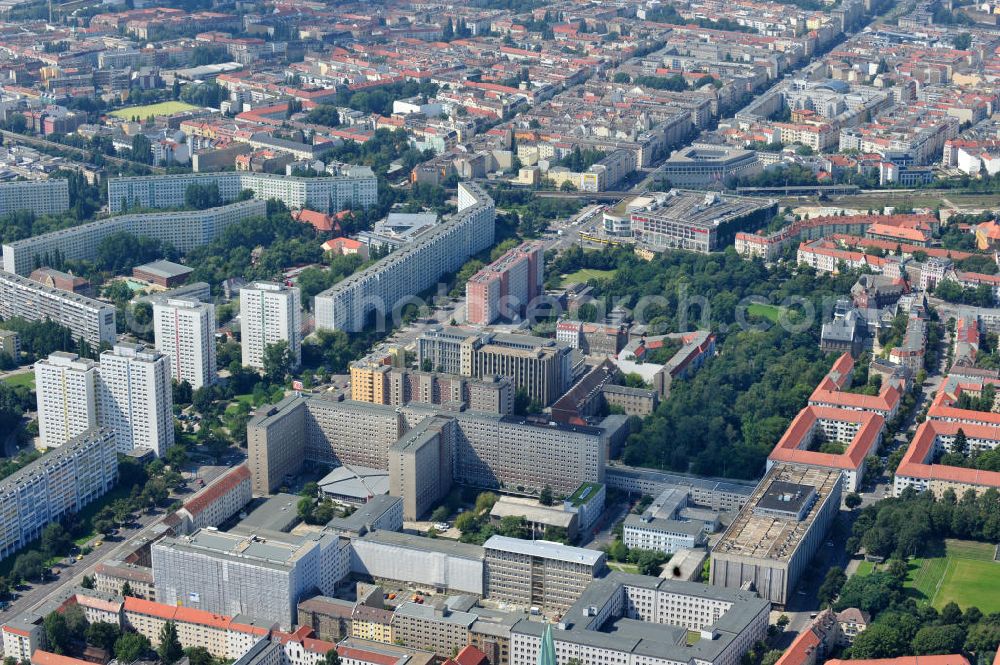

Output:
xmin=557 ymin=246 xmax=859 ymax=478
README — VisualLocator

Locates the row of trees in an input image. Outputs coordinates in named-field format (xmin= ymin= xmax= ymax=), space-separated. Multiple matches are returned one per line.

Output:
xmin=930 ymin=278 xmax=997 ymax=308
xmin=847 ymin=487 xmax=1000 ymax=560
xmin=0 ymin=318 xmax=95 ymax=362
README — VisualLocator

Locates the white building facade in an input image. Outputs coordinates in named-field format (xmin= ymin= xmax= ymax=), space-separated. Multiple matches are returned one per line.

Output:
xmin=154 ymin=298 xmax=218 ymax=389
xmin=35 ymin=351 xmax=98 ymax=448
xmin=240 ymin=282 xmax=302 ymax=370
xmin=97 ymin=343 xmax=174 ymax=456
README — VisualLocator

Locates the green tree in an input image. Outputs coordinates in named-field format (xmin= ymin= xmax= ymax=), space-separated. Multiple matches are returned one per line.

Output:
xmin=157 ymin=621 xmax=184 ymax=665
xmin=454 ymin=511 xmax=478 ymax=533
xmin=475 ymin=492 xmax=498 ymax=514
xmin=953 ymin=428 xmax=968 ymax=456
xmin=41 ymin=522 xmax=71 ymax=556
xmin=323 ymin=648 xmax=341 ymax=665
xmin=184 ymin=647 xmax=214 ymax=665
xmin=761 ymin=650 xmax=784 ymax=665
xmin=12 ymin=550 xmax=47 ymax=581
xmin=911 ymin=625 xmax=965 ymax=655
xmin=606 ymin=539 xmax=628 ymax=562
xmin=539 ymin=485 xmax=554 ymax=506
xmin=262 ymin=340 xmax=293 ymax=383
xmin=305 ymin=105 xmax=341 ymax=127
xmin=817 ymin=566 xmax=846 ymax=606
xmin=44 ymin=612 xmax=71 ymax=654
xmin=86 ymin=622 xmax=122 ymax=652
xmin=184 ymin=182 xmax=222 ymax=210
xmin=115 ymin=631 xmax=151 ymax=662
xmin=849 ymin=622 xmax=911 ymax=659
xmin=845 ymin=492 xmax=862 ymax=510
xmin=165 ymin=444 xmax=188 ymax=471
xmin=498 ymin=515 xmax=529 ymax=539
xmin=131 ymin=134 xmax=153 ymax=164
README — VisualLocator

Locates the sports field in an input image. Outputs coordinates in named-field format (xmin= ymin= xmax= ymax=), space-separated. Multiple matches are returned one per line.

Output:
xmin=559 ymin=268 xmax=617 ymax=286
xmin=856 ymin=539 xmax=1000 ymax=613
xmin=110 ymin=101 xmax=197 ymax=121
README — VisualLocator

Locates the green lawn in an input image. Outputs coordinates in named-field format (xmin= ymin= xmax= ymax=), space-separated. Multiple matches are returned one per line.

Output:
xmin=855 ymin=540 xmax=1000 ymax=613
xmin=225 ymin=393 xmax=255 ymax=415
xmin=934 ymin=558 xmax=1000 ymax=611
xmin=2 ymin=372 xmax=34 ymax=389
xmin=559 ymin=268 xmax=617 ymax=287
xmin=608 ymin=561 xmax=640 ymax=574
xmin=746 ymin=303 xmax=782 ymax=323
xmin=110 ymin=101 xmax=197 ymax=121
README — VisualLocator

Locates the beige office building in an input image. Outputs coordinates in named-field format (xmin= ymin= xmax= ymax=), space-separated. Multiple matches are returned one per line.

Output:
xmin=389 ymin=416 xmax=454 ymax=520
xmin=484 ymin=536 xmax=605 ymax=611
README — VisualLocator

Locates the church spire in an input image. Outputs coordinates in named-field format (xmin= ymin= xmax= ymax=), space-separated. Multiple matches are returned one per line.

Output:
xmin=537 ymin=624 xmax=556 ymax=665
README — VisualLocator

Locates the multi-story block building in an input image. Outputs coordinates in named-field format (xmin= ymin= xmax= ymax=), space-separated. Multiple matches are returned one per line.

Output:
xmin=154 ymin=298 xmax=217 ymax=389
xmin=605 ymin=465 xmax=755 ymax=513
xmin=0 ymin=428 xmax=117 ymax=560
xmin=660 ymin=144 xmax=761 ymax=188
xmin=0 ymin=329 xmax=18 ymax=359
xmin=389 ymin=416 xmax=454 ymax=521
xmin=509 ymin=573 xmax=769 ymax=665
xmin=107 ymin=170 xmax=376 ymax=213
xmin=710 ymin=463 xmax=843 ymax=606
xmin=892 ymin=378 xmax=1000 ymax=498
xmin=390 ymin=603 xmax=476 ymax=656
xmin=416 ymin=328 xmax=572 ymax=406
xmin=767 ymin=405 xmax=885 ymax=492
xmin=483 ymin=536 xmax=605 ymax=612
xmin=350 ymin=530 xmax=485 ymax=597
xmin=466 ymin=241 xmax=544 ymax=325
xmin=247 ymin=396 xmax=606 ymax=498
xmin=151 ymin=528 xmax=349 ymax=630
xmin=350 ymin=358 xmax=513 ymax=415
xmin=95 ymin=560 xmax=157 ymax=600
xmin=628 ymin=191 xmax=776 ymax=254
xmin=35 ymin=351 xmax=98 ymax=448
xmin=623 ymin=513 xmax=706 ymax=554
xmin=807 ymin=353 xmax=902 ymax=420
xmin=554 ymin=321 xmax=627 ymax=357
xmin=97 ymin=343 xmax=174 ymax=456
xmin=0 ymin=179 xmax=69 ymax=217
xmin=0 ymin=272 xmax=116 ymax=348
xmin=735 ymin=213 xmax=938 ymax=263
xmin=175 ymin=464 xmax=253 ymax=534
xmin=2 ymin=201 xmax=265 ymax=276
xmin=240 ymin=282 xmax=302 ymax=370
xmin=296 ymin=596 xmax=356 ymax=642
xmin=315 ymin=183 xmax=495 ymax=333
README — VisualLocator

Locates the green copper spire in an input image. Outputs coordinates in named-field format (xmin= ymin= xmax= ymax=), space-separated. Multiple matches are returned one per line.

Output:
xmin=537 ymin=624 xmax=557 ymax=665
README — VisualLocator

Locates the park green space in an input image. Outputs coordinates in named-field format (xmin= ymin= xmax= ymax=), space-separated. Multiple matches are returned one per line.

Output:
xmin=110 ymin=101 xmax=197 ymax=121
xmin=2 ymin=372 xmax=34 ymax=390
xmin=558 ymin=268 xmax=617 ymax=287
xmin=854 ymin=539 xmax=1000 ymax=613
xmin=746 ymin=303 xmax=782 ymax=323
